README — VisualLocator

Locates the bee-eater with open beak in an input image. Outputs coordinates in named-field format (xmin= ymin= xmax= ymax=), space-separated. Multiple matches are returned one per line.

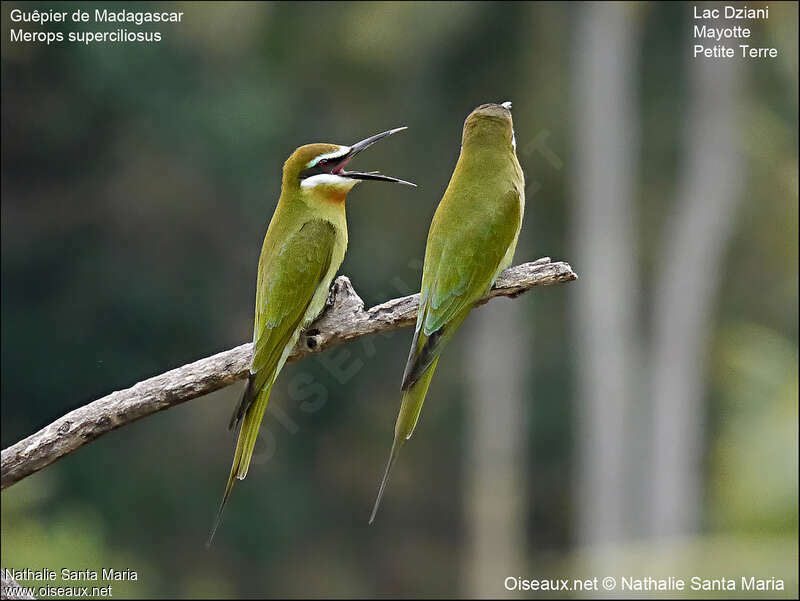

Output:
xmin=370 ymin=102 xmax=524 ymax=523
xmin=208 ymin=127 xmax=414 ymax=544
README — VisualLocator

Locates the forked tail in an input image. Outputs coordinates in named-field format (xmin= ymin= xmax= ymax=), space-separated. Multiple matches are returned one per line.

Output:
xmin=206 ymin=380 xmax=274 ymax=546
xmin=369 ymin=358 xmax=439 ymax=524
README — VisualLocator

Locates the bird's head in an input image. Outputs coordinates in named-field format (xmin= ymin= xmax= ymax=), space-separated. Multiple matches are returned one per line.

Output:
xmin=462 ymin=101 xmax=516 ymax=153
xmin=283 ymin=127 xmax=415 ymax=201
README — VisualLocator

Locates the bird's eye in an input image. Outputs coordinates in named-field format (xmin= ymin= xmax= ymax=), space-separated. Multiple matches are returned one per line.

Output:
xmin=319 ymin=159 xmax=328 ymax=166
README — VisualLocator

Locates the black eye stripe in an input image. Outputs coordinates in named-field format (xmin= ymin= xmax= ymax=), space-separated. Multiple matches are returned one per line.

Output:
xmin=298 ymin=163 xmax=327 ymax=181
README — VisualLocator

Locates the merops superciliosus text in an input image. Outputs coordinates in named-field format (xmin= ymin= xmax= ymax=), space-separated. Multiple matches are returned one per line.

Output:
xmin=208 ymin=128 xmax=414 ymax=544
xmin=370 ymin=102 xmax=524 ymax=523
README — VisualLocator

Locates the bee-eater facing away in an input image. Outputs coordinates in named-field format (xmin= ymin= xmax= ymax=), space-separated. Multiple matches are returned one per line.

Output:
xmin=370 ymin=102 xmax=524 ymax=523
xmin=208 ymin=127 xmax=414 ymax=545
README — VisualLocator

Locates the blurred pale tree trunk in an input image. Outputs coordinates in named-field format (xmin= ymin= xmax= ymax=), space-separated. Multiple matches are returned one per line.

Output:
xmin=649 ymin=39 xmax=744 ymax=538
xmin=571 ymin=3 xmax=640 ymax=548
xmin=464 ymin=300 xmax=528 ymax=597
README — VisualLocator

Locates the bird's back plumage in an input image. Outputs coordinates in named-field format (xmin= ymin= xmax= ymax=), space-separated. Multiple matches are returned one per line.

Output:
xmin=371 ymin=103 xmax=524 ymax=523
xmin=230 ymin=219 xmax=338 ymax=429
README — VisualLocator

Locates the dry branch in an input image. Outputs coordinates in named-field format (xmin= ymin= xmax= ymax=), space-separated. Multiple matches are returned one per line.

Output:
xmin=1 ymin=258 xmax=576 ymax=490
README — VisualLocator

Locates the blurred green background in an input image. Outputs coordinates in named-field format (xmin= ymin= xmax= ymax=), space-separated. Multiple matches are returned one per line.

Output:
xmin=1 ymin=1 xmax=797 ymax=598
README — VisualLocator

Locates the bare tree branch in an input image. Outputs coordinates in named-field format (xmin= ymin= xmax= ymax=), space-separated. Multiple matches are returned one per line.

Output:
xmin=1 ymin=258 xmax=576 ymax=491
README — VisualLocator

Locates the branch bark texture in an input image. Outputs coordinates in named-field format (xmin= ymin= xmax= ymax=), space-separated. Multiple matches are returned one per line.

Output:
xmin=1 ymin=258 xmax=576 ymax=491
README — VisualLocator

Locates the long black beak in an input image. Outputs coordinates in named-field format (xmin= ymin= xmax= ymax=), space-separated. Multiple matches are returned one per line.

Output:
xmin=336 ymin=127 xmax=416 ymax=186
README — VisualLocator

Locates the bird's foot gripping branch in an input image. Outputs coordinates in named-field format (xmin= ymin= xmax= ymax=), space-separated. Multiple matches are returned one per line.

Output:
xmin=0 ymin=257 xmax=576 ymax=491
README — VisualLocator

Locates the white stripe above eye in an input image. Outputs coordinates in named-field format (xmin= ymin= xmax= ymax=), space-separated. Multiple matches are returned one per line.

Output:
xmin=300 ymin=173 xmax=356 ymax=188
xmin=307 ymin=145 xmax=351 ymax=168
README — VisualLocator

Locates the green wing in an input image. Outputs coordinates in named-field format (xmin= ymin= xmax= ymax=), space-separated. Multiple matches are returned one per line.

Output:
xmin=230 ymin=219 xmax=336 ymax=429
xmin=401 ymin=189 xmax=521 ymax=389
